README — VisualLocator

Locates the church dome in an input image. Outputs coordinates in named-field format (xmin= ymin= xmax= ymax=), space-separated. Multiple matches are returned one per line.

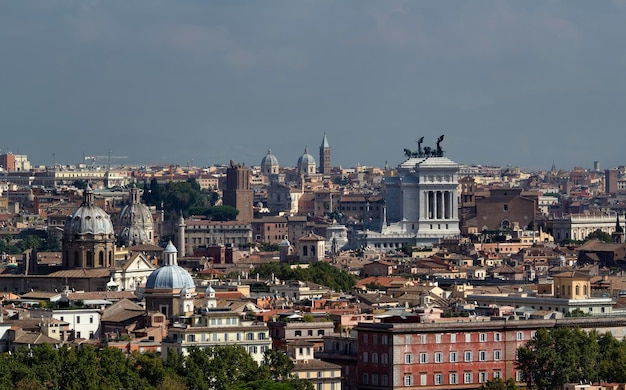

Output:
xmin=297 ymin=148 xmax=316 ymax=175
xmin=261 ymin=149 xmax=280 ymax=176
xmin=118 ymin=187 xmax=154 ymax=245
xmin=145 ymin=241 xmax=195 ymax=291
xmin=261 ymin=149 xmax=279 ymax=168
xmin=119 ymin=225 xmax=149 ymax=245
xmin=64 ymin=187 xmax=115 ymax=237
xmin=145 ymin=265 xmax=196 ymax=290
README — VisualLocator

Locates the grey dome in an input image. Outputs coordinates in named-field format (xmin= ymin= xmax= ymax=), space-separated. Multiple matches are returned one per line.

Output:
xmin=261 ymin=149 xmax=279 ymax=167
xmin=145 ymin=265 xmax=195 ymax=290
xmin=119 ymin=187 xmax=154 ymax=245
xmin=119 ymin=202 xmax=153 ymax=230
xmin=64 ymin=187 xmax=114 ymax=237
xmin=297 ymin=148 xmax=315 ymax=167
xmin=119 ymin=225 xmax=149 ymax=245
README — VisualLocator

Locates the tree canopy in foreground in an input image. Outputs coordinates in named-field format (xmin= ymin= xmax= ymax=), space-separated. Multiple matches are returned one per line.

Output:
xmin=0 ymin=344 xmax=312 ymax=390
xmin=516 ymin=327 xmax=626 ymax=390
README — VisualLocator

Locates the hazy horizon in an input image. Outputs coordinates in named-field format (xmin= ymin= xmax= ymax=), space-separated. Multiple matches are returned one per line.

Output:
xmin=2 ymin=1 xmax=625 ymax=172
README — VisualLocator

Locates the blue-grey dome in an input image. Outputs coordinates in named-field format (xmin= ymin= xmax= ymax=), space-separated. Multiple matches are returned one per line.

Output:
xmin=145 ymin=265 xmax=195 ymax=290
xmin=297 ymin=148 xmax=315 ymax=166
xmin=261 ymin=149 xmax=279 ymax=167
xmin=297 ymin=148 xmax=316 ymax=175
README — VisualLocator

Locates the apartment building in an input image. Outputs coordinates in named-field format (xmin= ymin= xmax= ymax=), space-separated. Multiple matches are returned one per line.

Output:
xmin=354 ymin=315 xmax=626 ymax=389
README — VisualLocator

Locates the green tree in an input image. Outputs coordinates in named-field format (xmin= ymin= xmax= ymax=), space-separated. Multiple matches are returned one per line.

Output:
xmin=191 ymin=205 xmax=239 ymax=221
xmin=262 ymin=349 xmax=294 ymax=381
xmin=479 ymin=377 xmax=520 ymax=390
xmin=516 ymin=327 xmax=602 ymax=390
xmin=585 ymin=229 xmax=613 ymax=243
xmin=252 ymin=262 xmax=356 ymax=292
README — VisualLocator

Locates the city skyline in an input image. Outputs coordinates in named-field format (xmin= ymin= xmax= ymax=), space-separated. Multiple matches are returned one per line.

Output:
xmin=1 ymin=1 xmax=625 ymax=171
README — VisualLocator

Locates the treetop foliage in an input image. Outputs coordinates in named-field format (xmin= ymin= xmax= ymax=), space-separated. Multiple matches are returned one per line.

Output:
xmin=0 ymin=344 xmax=312 ymax=390
xmin=253 ymin=262 xmax=357 ymax=292
xmin=516 ymin=327 xmax=626 ymax=390
xmin=142 ymin=178 xmax=233 ymax=221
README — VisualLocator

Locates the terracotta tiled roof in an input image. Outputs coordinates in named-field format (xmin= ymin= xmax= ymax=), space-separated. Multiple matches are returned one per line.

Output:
xmin=101 ymin=299 xmax=146 ymax=323
xmin=47 ymin=269 xmax=111 ymax=278
xmin=12 ymin=331 xmax=61 ymax=345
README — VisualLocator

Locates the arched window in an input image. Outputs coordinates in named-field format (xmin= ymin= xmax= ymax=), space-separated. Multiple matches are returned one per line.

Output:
xmin=98 ymin=252 xmax=104 ymax=267
xmin=583 ymin=285 xmax=588 ymax=296
xmin=303 ymin=246 xmax=308 ymax=256
xmin=575 ymin=285 xmax=580 ymax=296
xmin=86 ymin=251 xmax=93 ymax=267
xmin=310 ymin=245 xmax=315 ymax=256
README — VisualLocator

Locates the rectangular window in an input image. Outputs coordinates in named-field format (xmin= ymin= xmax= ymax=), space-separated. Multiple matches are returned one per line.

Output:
xmin=372 ymin=334 xmax=378 ymax=344
xmin=434 ymin=352 xmax=443 ymax=363
xmin=465 ymin=333 xmax=471 ymax=342
xmin=382 ymin=375 xmax=388 ymax=386
xmin=480 ymin=333 xmax=487 ymax=342
xmin=420 ymin=374 xmax=427 ymax=386
xmin=479 ymin=372 xmax=487 ymax=383
xmin=371 ymin=374 xmax=378 ymax=385
xmin=419 ymin=353 xmax=428 ymax=364
xmin=464 ymin=372 xmax=473 ymax=384
xmin=420 ymin=334 xmax=427 ymax=344
xmin=450 ymin=333 xmax=456 ymax=343
xmin=449 ymin=373 xmax=458 ymax=385
xmin=404 ymin=375 xmax=413 ymax=386
xmin=76 ymin=316 xmax=80 ymax=324
xmin=362 ymin=374 xmax=368 ymax=385
xmin=517 ymin=331 xmax=524 ymax=341
xmin=464 ymin=351 xmax=472 ymax=362
xmin=372 ymin=353 xmax=378 ymax=364
xmin=449 ymin=351 xmax=458 ymax=363
xmin=479 ymin=351 xmax=487 ymax=361
xmin=494 ymin=350 xmax=502 ymax=361
xmin=404 ymin=353 xmax=413 ymax=364
xmin=434 ymin=374 xmax=443 ymax=385
xmin=382 ymin=353 xmax=388 ymax=364
xmin=406 ymin=335 xmax=412 ymax=344
xmin=494 ymin=371 xmax=502 ymax=379
xmin=363 ymin=352 xmax=368 ymax=363
xmin=382 ymin=335 xmax=388 ymax=345
xmin=89 ymin=316 xmax=94 ymax=324
xmin=494 ymin=332 xmax=502 ymax=342
xmin=435 ymin=334 xmax=442 ymax=344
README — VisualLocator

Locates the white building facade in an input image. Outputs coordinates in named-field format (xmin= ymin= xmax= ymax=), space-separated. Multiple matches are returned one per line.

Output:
xmin=358 ymin=151 xmax=461 ymax=251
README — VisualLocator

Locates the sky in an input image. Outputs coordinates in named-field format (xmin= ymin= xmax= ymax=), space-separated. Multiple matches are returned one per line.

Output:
xmin=1 ymin=1 xmax=625 ymax=172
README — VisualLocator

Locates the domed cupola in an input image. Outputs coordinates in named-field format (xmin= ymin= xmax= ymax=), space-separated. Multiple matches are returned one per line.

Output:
xmin=297 ymin=148 xmax=316 ymax=176
xmin=62 ymin=185 xmax=116 ymax=269
xmin=144 ymin=241 xmax=196 ymax=318
xmin=261 ymin=149 xmax=280 ymax=175
xmin=64 ymin=186 xmax=115 ymax=238
xmin=118 ymin=186 xmax=154 ymax=246
xmin=145 ymin=241 xmax=195 ymax=291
